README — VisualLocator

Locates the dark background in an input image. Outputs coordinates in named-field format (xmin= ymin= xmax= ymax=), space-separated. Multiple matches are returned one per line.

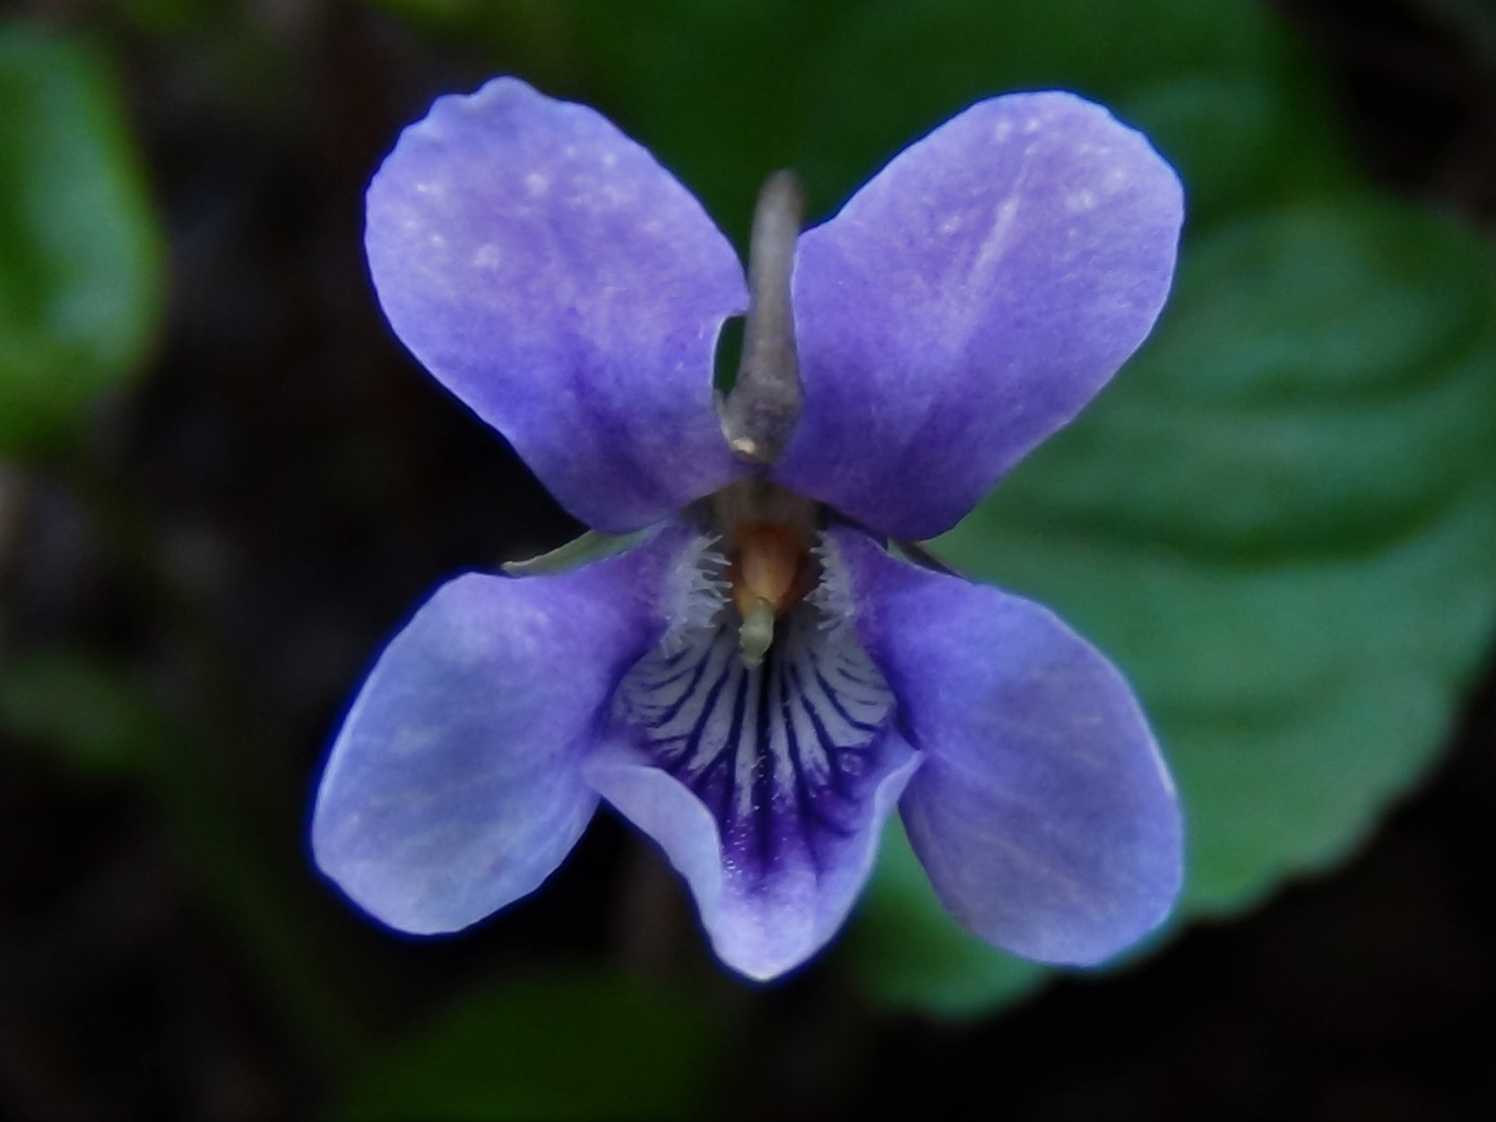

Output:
xmin=1 ymin=0 xmax=1492 ymax=1118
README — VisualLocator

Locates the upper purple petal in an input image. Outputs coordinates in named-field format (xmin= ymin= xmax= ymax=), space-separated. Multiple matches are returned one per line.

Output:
xmin=366 ymin=78 xmax=749 ymax=532
xmin=833 ymin=527 xmax=1182 ymax=965
xmin=778 ymin=92 xmax=1183 ymax=539
xmin=588 ymin=606 xmax=920 ymax=980
xmin=311 ymin=528 xmax=692 ymax=933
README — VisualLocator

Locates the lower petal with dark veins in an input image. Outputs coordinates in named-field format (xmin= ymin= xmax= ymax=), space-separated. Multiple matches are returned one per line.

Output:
xmin=590 ymin=606 xmax=919 ymax=980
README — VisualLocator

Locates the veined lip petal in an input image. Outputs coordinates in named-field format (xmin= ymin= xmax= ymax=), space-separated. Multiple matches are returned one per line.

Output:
xmin=587 ymin=534 xmax=920 ymax=980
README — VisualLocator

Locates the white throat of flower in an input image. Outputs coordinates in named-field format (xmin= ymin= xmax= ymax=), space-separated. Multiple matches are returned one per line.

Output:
xmin=612 ymin=528 xmax=894 ymax=833
xmin=654 ymin=525 xmax=860 ymax=651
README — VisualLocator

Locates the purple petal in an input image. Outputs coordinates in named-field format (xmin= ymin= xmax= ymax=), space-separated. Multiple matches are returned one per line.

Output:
xmin=312 ymin=527 xmax=693 ymax=934
xmin=366 ymin=78 xmax=748 ymax=532
xmin=778 ymin=92 xmax=1183 ymax=540
xmin=588 ymin=610 xmax=920 ymax=980
xmin=833 ymin=527 xmax=1181 ymax=965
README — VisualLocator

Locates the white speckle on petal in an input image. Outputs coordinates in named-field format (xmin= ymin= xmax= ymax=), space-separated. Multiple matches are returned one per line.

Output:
xmin=992 ymin=119 xmax=1013 ymax=142
xmin=972 ymin=196 xmax=1021 ymax=278
xmin=390 ymin=724 xmax=436 ymax=759
xmin=939 ymin=214 xmax=963 ymax=235
xmin=473 ymin=243 xmax=501 ymax=269
xmin=1065 ymin=189 xmax=1098 ymax=213
xmin=525 ymin=172 xmax=550 ymax=197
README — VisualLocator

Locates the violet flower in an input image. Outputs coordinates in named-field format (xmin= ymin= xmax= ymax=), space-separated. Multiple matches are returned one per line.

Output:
xmin=312 ymin=78 xmax=1184 ymax=980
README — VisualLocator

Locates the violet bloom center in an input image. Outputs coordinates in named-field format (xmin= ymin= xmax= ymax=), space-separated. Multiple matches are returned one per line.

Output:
xmin=611 ymin=480 xmax=896 ymax=886
xmin=609 ymin=163 xmax=906 ymax=873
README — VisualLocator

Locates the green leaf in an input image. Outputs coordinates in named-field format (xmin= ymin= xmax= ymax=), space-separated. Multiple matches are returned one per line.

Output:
xmin=336 ymin=970 xmax=723 ymax=1121
xmin=0 ymin=25 xmax=164 ymax=458
xmin=937 ymin=201 xmax=1496 ymax=918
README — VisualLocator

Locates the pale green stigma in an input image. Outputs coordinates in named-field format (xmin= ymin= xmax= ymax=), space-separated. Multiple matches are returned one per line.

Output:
xmin=737 ymin=599 xmax=776 ymax=668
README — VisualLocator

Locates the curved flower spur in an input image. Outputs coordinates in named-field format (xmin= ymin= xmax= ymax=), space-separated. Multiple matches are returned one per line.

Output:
xmin=312 ymin=78 xmax=1185 ymax=980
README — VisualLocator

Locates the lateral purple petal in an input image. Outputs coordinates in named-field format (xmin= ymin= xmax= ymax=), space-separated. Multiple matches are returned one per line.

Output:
xmin=366 ymin=78 xmax=748 ymax=532
xmin=833 ymin=528 xmax=1182 ymax=965
xmin=589 ymin=612 xmax=920 ymax=980
xmin=311 ymin=530 xmax=689 ymax=934
xmin=779 ymin=92 xmax=1183 ymax=539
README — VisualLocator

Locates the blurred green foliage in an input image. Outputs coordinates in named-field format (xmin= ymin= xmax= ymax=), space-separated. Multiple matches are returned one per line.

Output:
xmin=0 ymin=645 xmax=169 ymax=777
xmin=0 ymin=24 xmax=163 ymax=458
xmin=0 ymin=641 xmax=370 ymax=1068
xmin=335 ymin=971 xmax=724 ymax=1121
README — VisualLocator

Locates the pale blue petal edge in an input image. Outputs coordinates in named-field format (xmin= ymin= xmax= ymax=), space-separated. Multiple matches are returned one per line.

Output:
xmin=312 ymin=526 xmax=694 ymax=933
xmin=779 ymin=93 xmax=1183 ymax=540
xmin=833 ymin=526 xmax=1183 ymax=964
xmin=366 ymin=78 xmax=749 ymax=532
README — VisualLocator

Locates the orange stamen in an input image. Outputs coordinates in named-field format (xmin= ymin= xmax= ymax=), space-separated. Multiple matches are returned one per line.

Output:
xmin=728 ymin=522 xmax=811 ymax=618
